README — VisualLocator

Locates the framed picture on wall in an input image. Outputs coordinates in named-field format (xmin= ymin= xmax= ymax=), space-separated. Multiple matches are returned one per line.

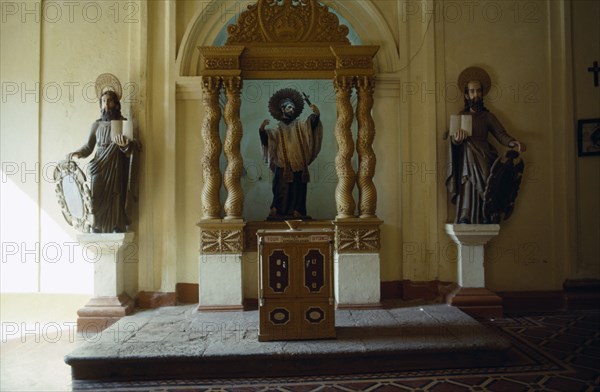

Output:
xmin=577 ymin=118 xmax=600 ymax=157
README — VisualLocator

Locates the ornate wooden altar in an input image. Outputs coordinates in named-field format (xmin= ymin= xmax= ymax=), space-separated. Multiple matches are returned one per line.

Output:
xmin=196 ymin=0 xmax=383 ymax=310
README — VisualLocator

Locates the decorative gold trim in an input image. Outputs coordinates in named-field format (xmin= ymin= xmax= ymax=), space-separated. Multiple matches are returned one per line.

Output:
xmin=333 ymin=219 xmax=383 ymax=253
xmin=200 ymin=228 xmax=244 ymax=254
xmin=226 ymin=0 xmax=350 ymax=46
xmin=331 ymin=46 xmax=380 ymax=76
xmin=245 ymin=220 xmax=334 ymax=251
xmin=238 ymin=46 xmax=337 ymax=79
xmin=241 ymin=57 xmax=336 ymax=72
xmin=198 ymin=46 xmax=244 ymax=77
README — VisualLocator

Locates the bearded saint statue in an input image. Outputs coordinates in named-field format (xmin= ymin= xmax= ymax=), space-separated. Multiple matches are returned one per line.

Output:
xmin=67 ymin=74 xmax=138 ymax=233
xmin=446 ymin=67 xmax=526 ymax=224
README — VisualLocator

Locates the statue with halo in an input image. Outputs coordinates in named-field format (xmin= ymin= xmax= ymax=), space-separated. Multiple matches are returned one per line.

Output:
xmin=55 ymin=73 xmax=139 ymax=233
xmin=445 ymin=66 xmax=526 ymax=224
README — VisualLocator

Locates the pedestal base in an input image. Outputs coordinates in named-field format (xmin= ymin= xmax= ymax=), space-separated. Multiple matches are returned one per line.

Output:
xmin=198 ymin=254 xmax=244 ymax=311
xmin=446 ymin=286 xmax=503 ymax=319
xmin=75 ymin=233 xmax=135 ymax=332
xmin=77 ymin=293 xmax=134 ymax=332
xmin=444 ymin=224 xmax=500 ymax=288
xmin=334 ymin=253 xmax=381 ymax=308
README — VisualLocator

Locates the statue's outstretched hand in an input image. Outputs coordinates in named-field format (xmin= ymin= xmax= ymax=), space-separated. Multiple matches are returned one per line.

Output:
xmin=509 ymin=140 xmax=526 ymax=152
xmin=113 ymin=134 xmax=130 ymax=147
xmin=260 ymin=119 xmax=270 ymax=129
xmin=67 ymin=152 xmax=79 ymax=160
xmin=310 ymin=104 xmax=320 ymax=116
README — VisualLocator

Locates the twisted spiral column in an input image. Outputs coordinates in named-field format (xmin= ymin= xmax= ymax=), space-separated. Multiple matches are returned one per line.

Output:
xmin=222 ymin=76 xmax=244 ymax=220
xmin=200 ymin=76 xmax=223 ymax=219
xmin=333 ymin=76 xmax=356 ymax=219
xmin=356 ymin=76 xmax=377 ymax=218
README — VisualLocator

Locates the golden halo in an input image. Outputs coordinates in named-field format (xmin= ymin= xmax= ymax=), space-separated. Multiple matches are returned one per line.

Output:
xmin=95 ymin=73 xmax=123 ymax=100
xmin=268 ymin=88 xmax=305 ymax=122
xmin=458 ymin=66 xmax=492 ymax=97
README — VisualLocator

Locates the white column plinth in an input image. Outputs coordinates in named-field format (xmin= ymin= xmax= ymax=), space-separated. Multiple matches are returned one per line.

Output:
xmin=75 ymin=233 xmax=135 ymax=331
xmin=77 ymin=232 xmax=135 ymax=297
xmin=334 ymin=253 xmax=381 ymax=305
xmin=445 ymin=224 xmax=500 ymax=287
xmin=198 ymin=254 xmax=244 ymax=309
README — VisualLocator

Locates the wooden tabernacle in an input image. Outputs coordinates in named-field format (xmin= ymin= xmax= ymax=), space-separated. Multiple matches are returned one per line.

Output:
xmin=257 ymin=228 xmax=336 ymax=341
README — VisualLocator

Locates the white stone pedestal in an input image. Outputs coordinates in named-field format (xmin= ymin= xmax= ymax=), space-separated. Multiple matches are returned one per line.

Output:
xmin=198 ymin=254 xmax=244 ymax=311
xmin=76 ymin=233 xmax=135 ymax=332
xmin=197 ymin=220 xmax=245 ymax=311
xmin=334 ymin=253 xmax=381 ymax=307
xmin=333 ymin=218 xmax=383 ymax=308
xmin=445 ymin=224 xmax=500 ymax=287
xmin=445 ymin=224 xmax=503 ymax=319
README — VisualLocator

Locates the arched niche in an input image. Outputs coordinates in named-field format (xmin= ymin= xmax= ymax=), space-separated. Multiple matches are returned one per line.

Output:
xmin=197 ymin=0 xmax=383 ymax=257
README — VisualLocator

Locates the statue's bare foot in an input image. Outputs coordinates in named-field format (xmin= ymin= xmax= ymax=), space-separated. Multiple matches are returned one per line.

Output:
xmin=269 ymin=207 xmax=278 ymax=217
xmin=292 ymin=210 xmax=302 ymax=218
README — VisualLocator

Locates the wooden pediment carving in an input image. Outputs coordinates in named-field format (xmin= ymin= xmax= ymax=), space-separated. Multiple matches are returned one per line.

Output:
xmin=226 ymin=0 xmax=350 ymax=46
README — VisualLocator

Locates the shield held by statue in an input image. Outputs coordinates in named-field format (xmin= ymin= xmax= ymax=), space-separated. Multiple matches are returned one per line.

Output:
xmin=54 ymin=160 xmax=94 ymax=232
xmin=482 ymin=150 xmax=525 ymax=224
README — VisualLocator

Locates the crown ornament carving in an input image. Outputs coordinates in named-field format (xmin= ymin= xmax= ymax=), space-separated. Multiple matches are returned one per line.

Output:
xmin=226 ymin=0 xmax=350 ymax=46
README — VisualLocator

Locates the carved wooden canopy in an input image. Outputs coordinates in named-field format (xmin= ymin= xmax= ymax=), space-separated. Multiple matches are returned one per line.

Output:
xmin=197 ymin=0 xmax=381 ymax=254
xmin=225 ymin=0 xmax=350 ymax=46
xmin=198 ymin=0 xmax=378 ymax=80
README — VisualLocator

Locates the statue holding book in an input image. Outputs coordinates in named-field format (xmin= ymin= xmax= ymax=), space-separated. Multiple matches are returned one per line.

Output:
xmin=65 ymin=73 xmax=139 ymax=233
xmin=445 ymin=67 xmax=526 ymax=224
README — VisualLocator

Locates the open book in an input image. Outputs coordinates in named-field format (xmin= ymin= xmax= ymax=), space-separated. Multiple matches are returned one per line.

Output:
xmin=110 ymin=120 xmax=134 ymax=140
xmin=449 ymin=114 xmax=472 ymax=137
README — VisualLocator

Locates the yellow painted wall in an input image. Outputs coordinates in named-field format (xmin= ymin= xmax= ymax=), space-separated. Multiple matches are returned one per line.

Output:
xmin=1 ymin=0 xmax=597 ymax=300
xmin=572 ymin=0 xmax=600 ymax=279
xmin=1 ymin=0 xmax=141 ymax=294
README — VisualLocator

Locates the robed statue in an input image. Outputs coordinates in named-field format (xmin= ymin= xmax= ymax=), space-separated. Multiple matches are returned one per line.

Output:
xmin=446 ymin=67 xmax=526 ymax=224
xmin=259 ymin=88 xmax=323 ymax=220
xmin=63 ymin=73 xmax=139 ymax=233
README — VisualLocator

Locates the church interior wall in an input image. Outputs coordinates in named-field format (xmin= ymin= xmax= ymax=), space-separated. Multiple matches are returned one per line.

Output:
xmin=438 ymin=0 xmax=561 ymax=291
xmin=1 ymin=1 xmax=598 ymax=311
xmin=572 ymin=0 xmax=600 ymax=280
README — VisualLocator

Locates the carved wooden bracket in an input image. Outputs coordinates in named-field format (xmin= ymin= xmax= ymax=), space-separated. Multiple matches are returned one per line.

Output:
xmin=197 ymin=220 xmax=246 ymax=254
xmin=334 ymin=218 xmax=383 ymax=253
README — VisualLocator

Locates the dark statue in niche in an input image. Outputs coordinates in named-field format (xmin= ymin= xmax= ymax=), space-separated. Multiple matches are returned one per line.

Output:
xmin=67 ymin=74 xmax=139 ymax=233
xmin=445 ymin=67 xmax=526 ymax=224
xmin=259 ymin=88 xmax=323 ymax=221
